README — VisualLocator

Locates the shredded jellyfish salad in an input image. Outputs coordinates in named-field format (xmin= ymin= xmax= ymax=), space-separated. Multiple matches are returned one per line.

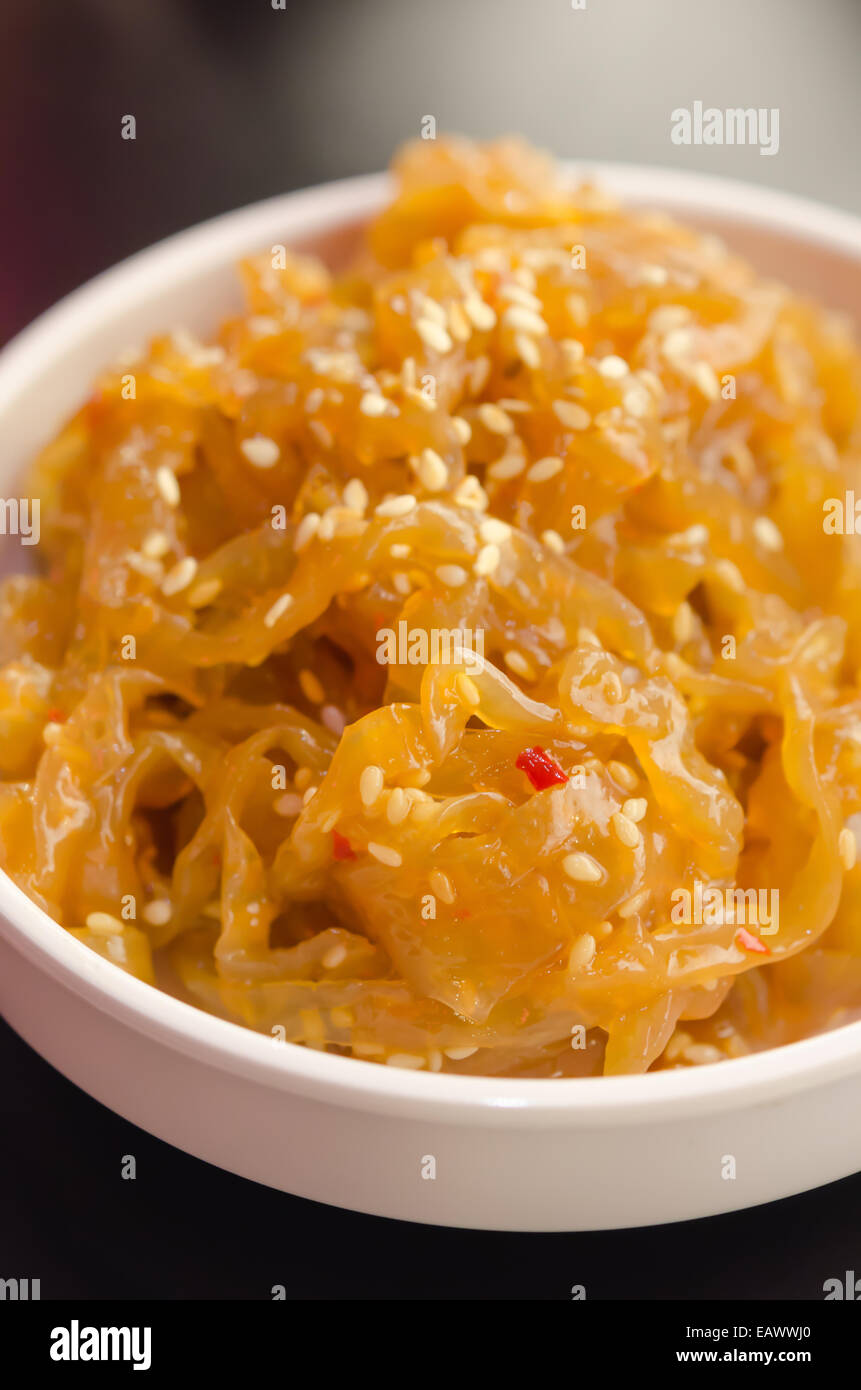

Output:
xmin=3 ymin=136 xmax=861 ymax=1078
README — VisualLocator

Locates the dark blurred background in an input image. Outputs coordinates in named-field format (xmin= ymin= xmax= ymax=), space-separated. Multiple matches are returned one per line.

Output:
xmin=1 ymin=0 xmax=861 ymax=1300
xmin=2 ymin=0 xmax=860 ymax=346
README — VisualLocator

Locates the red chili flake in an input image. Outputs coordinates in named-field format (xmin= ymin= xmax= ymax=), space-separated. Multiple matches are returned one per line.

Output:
xmin=452 ymin=910 xmax=472 ymax=921
xmin=46 ymin=707 xmax=67 ymax=724
xmin=515 ymin=746 xmax=568 ymax=791
xmin=735 ymin=926 xmax=770 ymax=955
xmin=332 ymin=830 xmax=356 ymax=861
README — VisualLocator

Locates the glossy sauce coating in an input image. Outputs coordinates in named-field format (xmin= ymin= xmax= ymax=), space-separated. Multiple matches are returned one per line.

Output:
xmin=2 ymin=136 xmax=861 ymax=1077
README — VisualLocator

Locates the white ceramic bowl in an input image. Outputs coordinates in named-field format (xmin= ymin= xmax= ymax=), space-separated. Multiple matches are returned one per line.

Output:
xmin=2 ymin=165 xmax=861 ymax=1233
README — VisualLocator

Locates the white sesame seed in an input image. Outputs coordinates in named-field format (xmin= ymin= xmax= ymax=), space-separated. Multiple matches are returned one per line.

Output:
xmin=418 ymin=295 xmax=447 ymax=326
xmin=478 ymin=403 xmax=514 ymax=436
xmin=670 ymin=523 xmax=709 ymax=548
xmin=514 ymin=333 xmax=542 ymax=369
xmin=672 ymin=601 xmax=695 ymax=644
xmin=521 ymin=247 xmax=569 ymax=271
xmin=360 ymin=764 xmax=384 ymax=807
xmin=488 ymin=452 xmax=526 ymax=480
xmin=386 ymin=787 xmax=411 ymax=825
xmin=499 ymin=282 xmax=543 ymax=311
xmin=651 ymin=305 xmax=692 ymax=333
xmin=161 ymin=556 xmax=198 ymax=596
xmin=621 ymin=797 xmax=648 ymax=823
xmin=684 ymin=522 xmax=712 ymax=546
xmin=753 ymin=516 xmax=783 ymax=552
xmin=429 ymin=869 xmax=456 ymax=904
xmin=155 ymin=465 xmax=180 ymax=507
xmin=665 ymin=1030 xmax=694 ymax=1062
xmin=417 ymin=447 xmax=449 ymax=492
xmin=473 ymin=247 xmax=508 ymax=271
xmin=617 ymin=888 xmax=651 ymax=919
xmin=597 ymin=354 xmax=629 ymax=380
xmin=569 ymin=933 xmax=596 ymax=969
xmin=470 ymin=357 xmax=492 ymax=393
xmin=474 ymin=542 xmax=501 ymax=576
xmin=307 ymin=419 xmax=333 ymax=449
xmin=274 ymin=792 xmax=303 ymax=817
xmin=42 ymin=722 xmax=64 ymax=746
xmin=188 ymin=577 xmax=222 ymax=609
xmin=560 ymin=338 xmax=585 ymax=365
xmin=638 ymin=264 xmax=669 ymax=286
xmin=527 ymin=455 xmax=564 ymax=483
xmin=563 ymin=852 xmax=603 ymax=883
xmin=85 ymin=911 xmax=124 ymax=935
xmin=294 ymin=512 xmax=320 ymax=551
xmin=359 ymin=391 xmax=389 ymax=417
xmin=367 ymin=841 xmax=402 ymax=867
xmin=263 ymin=592 xmax=294 ymax=628
xmin=504 ymin=650 xmax=536 ymax=681
xmin=436 ymin=564 xmax=469 ymax=587
xmin=385 ymin=1051 xmax=426 ymax=1068
xmin=474 ymin=523 xmax=508 ymax=556
xmin=608 ymin=760 xmax=639 ymax=792
xmin=622 ymin=387 xmax=651 ymax=418
xmin=444 ymin=1046 xmax=478 ymax=1061
xmin=343 ymin=478 xmax=369 ymax=513
xmin=715 ymin=558 xmax=745 ymax=593
xmin=416 ymin=318 xmax=453 ymax=353
xmin=611 ymin=811 xmax=641 ymax=848
xmin=839 ymin=827 xmax=857 ymax=871
xmin=448 ymin=301 xmax=471 ymax=342
xmin=552 ymin=399 xmax=591 ymax=430
xmin=692 ymin=361 xmax=720 ymax=400
xmin=664 ymin=652 xmax=690 ymax=679
xmin=302 ymin=785 xmax=317 ymax=806
xmin=142 ymin=899 xmax=172 ymax=926
xmin=453 ymin=474 xmax=489 ymax=509
xmin=502 ymin=306 xmax=548 ymax=337
xmin=682 ymin=1042 xmax=724 ymax=1066
xmin=390 ymin=542 xmax=411 ymax=559
xmin=240 ymin=434 xmax=281 ymax=468
xmin=375 ymin=493 xmax=417 ymax=519
xmin=452 ymin=415 xmax=472 ymax=445
xmin=541 ymin=529 xmax=565 ymax=554
xmin=463 ymin=295 xmax=497 ymax=332
xmin=141 ymin=530 xmax=170 ymax=559
xmin=663 ymin=327 xmax=695 ymax=362
xmin=322 ymin=943 xmax=347 ymax=969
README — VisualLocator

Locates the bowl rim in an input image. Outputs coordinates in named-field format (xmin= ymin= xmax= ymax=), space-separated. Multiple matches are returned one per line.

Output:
xmin=3 ymin=159 xmax=861 ymax=1129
